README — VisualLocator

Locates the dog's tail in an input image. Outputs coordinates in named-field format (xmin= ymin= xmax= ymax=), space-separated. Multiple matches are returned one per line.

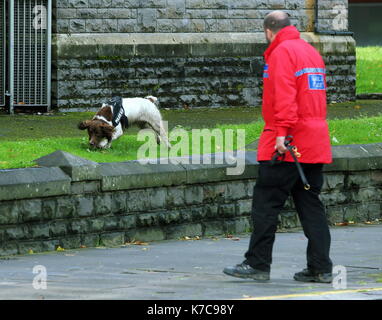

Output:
xmin=145 ymin=96 xmax=158 ymax=105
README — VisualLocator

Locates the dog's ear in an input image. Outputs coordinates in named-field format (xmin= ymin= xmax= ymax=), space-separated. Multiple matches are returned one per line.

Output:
xmin=78 ymin=120 xmax=91 ymax=130
xmin=101 ymin=123 xmax=115 ymax=140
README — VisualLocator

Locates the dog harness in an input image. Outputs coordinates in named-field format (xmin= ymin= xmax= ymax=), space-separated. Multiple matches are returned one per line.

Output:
xmin=107 ymin=96 xmax=129 ymax=129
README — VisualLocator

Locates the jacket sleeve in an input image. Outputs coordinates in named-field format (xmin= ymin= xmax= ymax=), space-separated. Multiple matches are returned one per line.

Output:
xmin=269 ymin=46 xmax=298 ymax=137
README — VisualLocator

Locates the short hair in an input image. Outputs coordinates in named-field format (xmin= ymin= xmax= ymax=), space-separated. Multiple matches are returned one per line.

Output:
xmin=263 ymin=11 xmax=291 ymax=33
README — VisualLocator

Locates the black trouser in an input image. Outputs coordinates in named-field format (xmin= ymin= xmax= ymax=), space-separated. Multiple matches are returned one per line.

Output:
xmin=244 ymin=161 xmax=333 ymax=273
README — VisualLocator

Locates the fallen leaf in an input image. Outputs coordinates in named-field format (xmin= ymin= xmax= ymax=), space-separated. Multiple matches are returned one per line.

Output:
xmin=126 ymin=240 xmax=149 ymax=246
xmin=335 ymin=222 xmax=348 ymax=226
xmin=180 ymin=236 xmax=201 ymax=241
xmin=225 ymin=235 xmax=240 ymax=241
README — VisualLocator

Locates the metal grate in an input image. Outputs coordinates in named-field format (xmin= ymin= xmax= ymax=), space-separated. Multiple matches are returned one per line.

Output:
xmin=10 ymin=0 xmax=51 ymax=111
xmin=0 ymin=1 xmax=5 ymax=106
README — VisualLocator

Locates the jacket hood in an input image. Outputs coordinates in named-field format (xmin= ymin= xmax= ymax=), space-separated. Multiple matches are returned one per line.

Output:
xmin=264 ymin=25 xmax=300 ymax=61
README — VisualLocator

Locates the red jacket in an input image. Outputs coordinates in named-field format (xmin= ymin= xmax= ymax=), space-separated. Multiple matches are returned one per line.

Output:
xmin=258 ymin=26 xmax=332 ymax=164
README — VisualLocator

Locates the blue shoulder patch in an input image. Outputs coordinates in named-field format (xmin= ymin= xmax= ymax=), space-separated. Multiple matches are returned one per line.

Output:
xmin=308 ymin=74 xmax=325 ymax=90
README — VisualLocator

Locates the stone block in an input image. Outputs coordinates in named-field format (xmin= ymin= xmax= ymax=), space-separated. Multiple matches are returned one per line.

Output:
xmin=88 ymin=218 xmax=105 ymax=232
xmin=111 ymin=192 xmax=128 ymax=214
xmin=4 ymin=226 xmax=29 ymax=241
xmin=236 ymin=199 xmax=252 ymax=216
xmin=100 ymin=162 xmax=187 ymax=191
xmin=18 ymin=200 xmax=43 ymax=223
xmin=202 ymin=221 xmax=224 ymax=236
xmin=224 ymin=217 xmax=251 ymax=234
xmin=166 ymin=187 xmax=186 ymax=207
xmin=94 ymin=194 xmax=112 ymax=215
xmin=70 ymin=219 xmax=89 ymax=234
xmin=30 ymin=224 xmax=51 ymax=239
xmin=35 ymin=150 xmax=101 ymax=182
xmin=41 ymin=239 xmax=61 ymax=252
xmin=126 ymin=189 xmax=150 ymax=212
xmin=324 ymin=173 xmax=345 ymax=190
xmin=103 ymin=216 xmax=121 ymax=231
xmin=0 ymin=202 xmax=19 ymax=225
xmin=166 ymin=223 xmax=202 ymax=239
xmin=225 ymin=181 xmax=247 ymax=201
xmin=218 ymin=203 xmax=236 ymax=218
xmin=184 ymin=185 xmax=204 ymax=205
xmin=0 ymin=242 xmax=18 ymax=256
xmin=74 ymin=195 xmax=95 ymax=217
xmin=147 ymin=188 xmax=167 ymax=210
xmin=80 ymin=234 xmax=100 ymax=247
xmin=119 ymin=215 xmax=137 ymax=229
xmin=0 ymin=167 xmax=71 ymax=201
xmin=55 ymin=197 xmax=76 ymax=219
xmin=70 ymin=19 xmax=86 ymax=33
xmin=18 ymin=241 xmax=43 ymax=255
xmin=136 ymin=213 xmax=159 ymax=227
xmin=347 ymin=172 xmax=372 ymax=188
xmin=157 ymin=211 xmax=181 ymax=225
xmin=100 ymin=232 xmax=125 ymax=247
xmin=203 ymin=183 xmax=227 ymax=203
xmin=125 ymin=227 xmax=165 ymax=242
xmin=279 ymin=211 xmax=300 ymax=229
xmin=60 ymin=236 xmax=82 ymax=249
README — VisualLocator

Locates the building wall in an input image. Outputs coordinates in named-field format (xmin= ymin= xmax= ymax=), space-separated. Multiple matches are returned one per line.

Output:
xmin=52 ymin=0 xmax=356 ymax=110
xmin=53 ymin=0 xmax=309 ymax=34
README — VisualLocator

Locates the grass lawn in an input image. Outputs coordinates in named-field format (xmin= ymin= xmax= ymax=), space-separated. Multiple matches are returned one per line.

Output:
xmin=0 ymin=115 xmax=381 ymax=170
xmin=0 ymin=45 xmax=381 ymax=170
xmin=356 ymin=46 xmax=382 ymax=94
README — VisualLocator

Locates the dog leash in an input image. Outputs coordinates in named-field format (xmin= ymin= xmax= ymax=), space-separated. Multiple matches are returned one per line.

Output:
xmin=270 ymin=135 xmax=311 ymax=191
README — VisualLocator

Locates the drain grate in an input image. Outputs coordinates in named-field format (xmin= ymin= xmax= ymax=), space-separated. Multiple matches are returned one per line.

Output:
xmin=13 ymin=0 xmax=49 ymax=106
xmin=8 ymin=0 xmax=51 ymax=113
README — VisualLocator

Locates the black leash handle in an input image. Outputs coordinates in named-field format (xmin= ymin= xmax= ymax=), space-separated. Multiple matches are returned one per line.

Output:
xmin=271 ymin=136 xmax=311 ymax=191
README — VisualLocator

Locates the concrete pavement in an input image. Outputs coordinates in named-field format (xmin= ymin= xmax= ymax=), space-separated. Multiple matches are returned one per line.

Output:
xmin=0 ymin=224 xmax=381 ymax=300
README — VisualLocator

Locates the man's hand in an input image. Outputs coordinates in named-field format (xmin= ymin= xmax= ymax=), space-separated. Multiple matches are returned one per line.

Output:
xmin=275 ymin=136 xmax=287 ymax=154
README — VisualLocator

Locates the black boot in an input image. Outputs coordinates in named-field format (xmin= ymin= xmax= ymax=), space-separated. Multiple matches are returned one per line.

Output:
xmin=294 ymin=268 xmax=332 ymax=283
xmin=223 ymin=261 xmax=270 ymax=281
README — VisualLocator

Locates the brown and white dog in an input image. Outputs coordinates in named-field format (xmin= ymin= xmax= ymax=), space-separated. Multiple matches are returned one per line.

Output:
xmin=78 ymin=96 xmax=171 ymax=149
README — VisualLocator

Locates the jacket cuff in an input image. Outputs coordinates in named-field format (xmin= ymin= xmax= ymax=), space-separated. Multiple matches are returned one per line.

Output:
xmin=276 ymin=126 xmax=289 ymax=137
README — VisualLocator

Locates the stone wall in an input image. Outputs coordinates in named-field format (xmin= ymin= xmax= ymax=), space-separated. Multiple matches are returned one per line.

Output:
xmin=0 ymin=143 xmax=381 ymax=257
xmin=53 ymin=0 xmax=348 ymax=34
xmin=52 ymin=32 xmax=356 ymax=111
xmin=51 ymin=0 xmax=356 ymax=111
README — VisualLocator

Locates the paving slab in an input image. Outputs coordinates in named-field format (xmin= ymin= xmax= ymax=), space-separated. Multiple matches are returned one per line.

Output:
xmin=0 ymin=225 xmax=381 ymax=300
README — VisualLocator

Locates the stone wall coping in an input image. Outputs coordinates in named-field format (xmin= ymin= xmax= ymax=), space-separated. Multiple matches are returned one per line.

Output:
xmin=0 ymin=143 xmax=381 ymax=200
xmin=53 ymin=32 xmax=356 ymax=58
xmin=0 ymin=167 xmax=71 ymax=201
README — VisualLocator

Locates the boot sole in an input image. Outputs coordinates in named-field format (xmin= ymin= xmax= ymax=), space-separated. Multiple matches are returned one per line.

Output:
xmin=223 ymin=269 xmax=270 ymax=282
xmin=293 ymin=275 xmax=332 ymax=284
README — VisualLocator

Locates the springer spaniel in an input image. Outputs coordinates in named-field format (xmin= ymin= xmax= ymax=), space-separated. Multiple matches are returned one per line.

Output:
xmin=78 ymin=96 xmax=171 ymax=149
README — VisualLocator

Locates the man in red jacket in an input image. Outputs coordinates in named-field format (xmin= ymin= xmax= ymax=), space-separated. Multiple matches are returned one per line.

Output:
xmin=224 ymin=11 xmax=333 ymax=283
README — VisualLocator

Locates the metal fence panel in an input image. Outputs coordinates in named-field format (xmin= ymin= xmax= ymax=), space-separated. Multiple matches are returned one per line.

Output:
xmin=10 ymin=0 xmax=51 ymax=112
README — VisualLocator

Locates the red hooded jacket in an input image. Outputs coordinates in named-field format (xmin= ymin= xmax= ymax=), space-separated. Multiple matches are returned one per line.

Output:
xmin=258 ymin=26 xmax=332 ymax=164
